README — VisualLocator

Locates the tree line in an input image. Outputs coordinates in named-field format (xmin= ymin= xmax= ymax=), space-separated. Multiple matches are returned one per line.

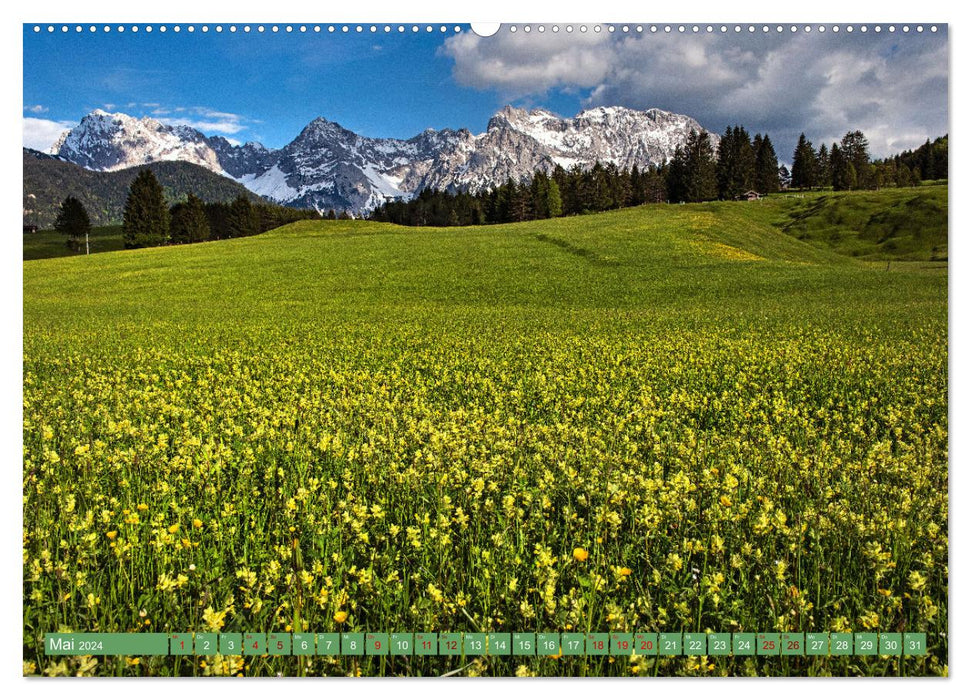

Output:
xmin=52 ymin=169 xmax=321 ymax=251
xmin=370 ymin=127 xmax=945 ymax=227
xmin=790 ymin=131 xmax=948 ymax=191
xmin=370 ymin=163 xmax=670 ymax=227
xmin=122 ymin=170 xmax=320 ymax=248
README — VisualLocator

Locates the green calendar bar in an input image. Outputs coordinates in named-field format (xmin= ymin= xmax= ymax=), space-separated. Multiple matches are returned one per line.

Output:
xmin=708 ymin=633 xmax=731 ymax=656
xmin=806 ymin=632 xmax=829 ymax=656
xmin=635 ymin=633 xmax=658 ymax=655
xmin=268 ymin=632 xmax=291 ymax=655
xmin=170 ymin=633 xmax=192 ymax=655
xmin=610 ymin=632 xmax=633 ymax=656
xmin=488 ymin=633 xmax=511 ymax=656
xmin=855 ymin=633 xmax=878 ymax=656
xmin=440 ymin=632 xmax=462 ymax=656
xmin=684 ymin=632 xmax=706 ymax=656
xmin=733 ymin=633 xmax=755 ymax=656
xmin=659 ymin=632 xmax=681 ymax=656
xmin=415 ymin=632 xmax=438 ymax=656
xmin=758 ymin=633 xmax=781 ymax=656
xmin=243 ymin=632 xmax=266 ymax=655
xmin=43 ymin=630 xmax=933 ymax=657
xmin=366 ymin=633 xmax=389 ymax=656
xmin=342 ymin=632 xmax=365 ymax=656
xmin=782 ymin=633 xmax=804 ymax=656
xmin=45 ymin=633 xmax=169 ymax=656
xmin=219 ymin=633 xmax=242 ymax=655
xmin=317 ymin=633 xmax=340 ymax=655
xmin=292 ymin=633 xmax=315 ymax=655
xmin=390 ymin=633 xmax=413 ymax=655
xmin=586 ymin=633 xmax=609 ymax=656
xmin=904 ymin=633 xmax=927 ymax=656
xmin=879 ymin=633 xmax=902 ymax=656
xmin=194 ymin=633 xmax=217 ymax=655
xmin=561 ymin=633 xmax=585 ymax=656
xmin=513 ymin=633 xmax=536 ymax=656
xmin=537 ymin=633 xmax=559 ymax=656
xmin=831 ymin=633 xmax=853 ymax=656
xmin=464 ymin=633 xmax=487 ymax=655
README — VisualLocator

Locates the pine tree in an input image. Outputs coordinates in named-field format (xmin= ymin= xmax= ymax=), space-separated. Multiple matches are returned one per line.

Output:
xmin=546 ymin=178 xmax=563 ymax=218
xmin=667 ymin=145 xmax=689 ymax=202
xmin=227 ymin=195 xmax=260 ymax=237
xmin=530 ymin=172 xmax=553 ymax=219
xmin=815 ymin=144 xmax=831 ymax=190
xmin=736 ymin=127 xmax=756 ymax=195
xmin=580 ymin=162 xmax=612 ymax=211
xmin=123 ymin=169 xmax=169 ymax=248
xmin=840 ymin=131 xmax=871 ymax=189
xmin=831 ymin=143 xmax=857 ymax=191
xmin=684 ymin=130 xmax=718 ymax=202
xmin=169 ymin=193 xmax=211 ymax=244
xmin=754 ymin=134 xmax=780 ymax=194
xmin=791 ymin=134 xmax=817 ymax=190
xmin=643 ymin=165 xmax=668 ymax=203
xmin=829 ymin=144 xmax=843 ymax=189
xmin=715 ymin=126 xmax=736 ymax=199
xmin=54 ymin=196 xmax=91 ymax=252
xmin=716 ymin=126 xmax=755 ymax=199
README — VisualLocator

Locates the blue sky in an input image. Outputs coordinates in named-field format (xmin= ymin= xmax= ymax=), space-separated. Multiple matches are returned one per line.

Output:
xmin=23 ymin=24 xmax=948 ymax=158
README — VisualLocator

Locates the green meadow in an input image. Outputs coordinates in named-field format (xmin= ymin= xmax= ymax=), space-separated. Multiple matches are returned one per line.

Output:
xmin=23 ymin=189 xmax=947 ymax=676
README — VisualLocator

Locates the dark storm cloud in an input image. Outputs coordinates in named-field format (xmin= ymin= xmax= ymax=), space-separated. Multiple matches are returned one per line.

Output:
xmin=442 ymin=27 xmax=948 ymax=158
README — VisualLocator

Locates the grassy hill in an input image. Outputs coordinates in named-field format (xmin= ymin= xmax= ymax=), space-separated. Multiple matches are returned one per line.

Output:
xmin=778 ymin=185 xmax=947 ymax=261
xmin=23 ymin=199 xmax=947 ymax=677
xmin=23 ymin=148 xmax=265 ymax=229
xmin=23 ymin=195 xmax=944 ymax=327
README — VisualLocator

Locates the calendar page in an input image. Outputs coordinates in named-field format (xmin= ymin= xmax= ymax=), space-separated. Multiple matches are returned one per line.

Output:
xmin=22 ymin=18 xmax=948 ymax=679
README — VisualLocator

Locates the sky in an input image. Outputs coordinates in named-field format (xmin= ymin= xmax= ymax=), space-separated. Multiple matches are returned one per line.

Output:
xmin=23 ymin=23 xmax=948 ymax=159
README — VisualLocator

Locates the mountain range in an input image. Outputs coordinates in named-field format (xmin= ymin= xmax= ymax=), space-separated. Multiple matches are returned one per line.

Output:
xmin=47 ymin=106 xmax=716 ymax=216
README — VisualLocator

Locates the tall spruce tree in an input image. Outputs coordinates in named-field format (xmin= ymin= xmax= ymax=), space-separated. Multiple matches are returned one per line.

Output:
xmin=123 ymin=169 xmax=169 ymax=248
xmin=546 ymin=178 xmax=563 ymax=218
xmin=816 ymin=144 xmax=831 ymax=189
xmin=169 ymin=193 xmax=211 ymax=244
xmin=667 ymin=145 xmax=689 ymax=202
xmin=716 ymin=126 xmax=756 ymax=199
xmin=791 ymin=134 xmax=818 ymax=190
xmin=840 ymin=130 xmax=871 ymax=189
xmin=685 ymin=130 xmax=718 ymax=203
xmin=830 ymin=143 xmax=858 ymax=190
xmin=754 ymin=134 xmax=780 ymax=194
xmin=54 ymin=196 xmax=92 ymax=252
xmin=227 ymin=195 xmax=260 ymax=237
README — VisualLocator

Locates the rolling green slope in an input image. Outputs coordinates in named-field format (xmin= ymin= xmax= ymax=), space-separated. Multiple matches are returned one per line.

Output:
xmin=24 ymin=198 xmax=943 ymax=336
xmin=778 ymin=185 xmax=947 ymax=261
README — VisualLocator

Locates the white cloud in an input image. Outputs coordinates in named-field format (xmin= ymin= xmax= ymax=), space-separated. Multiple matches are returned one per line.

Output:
xmin=443 ymin=29 xmax=948 ymax=158
xmin=22 ymin=117 xmax=75 ymax=151
xmin=157 ymin=106 xmax=251 ymax=135
xmin=157 ymin=117 xmax=247 ymax=135
xmin=442 ymin=29 xmax=613 ymax=96
xmin=24 ymin=104 xmax=48 ymax=114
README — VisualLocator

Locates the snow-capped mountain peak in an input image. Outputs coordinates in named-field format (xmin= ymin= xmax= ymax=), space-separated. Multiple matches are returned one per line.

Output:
xmin=52 ymin=104 xmax=716 ymax=215
xmin=55 ymin=110 xmax=225 ymax=173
